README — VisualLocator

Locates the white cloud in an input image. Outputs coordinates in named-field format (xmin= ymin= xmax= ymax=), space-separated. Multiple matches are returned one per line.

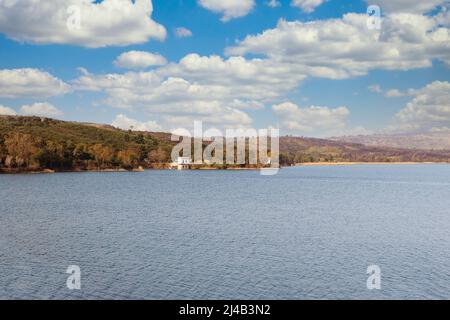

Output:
xmin=66 ymin=10 xmax=449 ymax=136
xmin=267 ymin=0 xmax=281 ymax=8
xmin=272 ymin=102 xmax=352 ymax=137
xmin=229 ymin=99 xmax=264 ymax=110
xmin=291 ymin=0 xmax=326 ymax=13
xmin=0 ymin=0 xmax=166 ymax=48
xmin=114 ymin=51 xmax=167 ymax=69
xmin=174 ymin=27 xmax=193 ymax=38
xmin=73 ymin=50 xmax=319 ymax=134
xmin=368 ymin=85 xmax=418 ymax=98
xmin=74 ymin=68 xmax=257 ymax=128
xmin=74 ymin=54 xmax=286 ymax=129
xmin=390 ymin=81 xmax=450 ymax=133
xmin=385 ymin=89 xmax=405 ymax=98
xmin=20 ymin=102 xmax=63 ymax=118
xmin=0 ymin=69 xmax=70 ymax=98
xmin=197 ymin=0 xmax=255 ymax=22
xmin=74 ymin=53 xmax=307 ymax=121
xmin=111 ymin=114 xmax=162 ymax=132
xmin=164 ymin=107 xmax=253 ymax=131
xmin=0 ymin=105 xmax=17 ymax=116
xmin=164 ymin=54 xmax=307 ymax=99
xmin=226 ymin=13 xmax=450 ymax=79
xmin=430 ymin=126 xmax=450 ymax=133
xmin=364 ymin=0 xmax=448 ymax=14
xmin=368 ymin=84 xmax=382 ymax=93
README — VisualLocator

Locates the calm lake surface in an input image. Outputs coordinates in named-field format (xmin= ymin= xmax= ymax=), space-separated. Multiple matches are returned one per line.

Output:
xmin=1 ymin=165 xmax=449 ymax=299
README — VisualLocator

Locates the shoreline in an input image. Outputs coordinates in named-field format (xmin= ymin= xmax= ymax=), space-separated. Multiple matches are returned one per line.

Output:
xmin=0 ymin=168 xmax=145 ymax=174
xmin=295 ymin=162 xmax=449 ymax=166
xmin=0 ymin=166 xmax=262 ymax=174
xmin=1 ymin=162 xmax=449 ymax=174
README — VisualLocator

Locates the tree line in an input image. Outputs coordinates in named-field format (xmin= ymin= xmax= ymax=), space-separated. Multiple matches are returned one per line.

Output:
xmin=0 ymin=132 xmax=171 ymax=172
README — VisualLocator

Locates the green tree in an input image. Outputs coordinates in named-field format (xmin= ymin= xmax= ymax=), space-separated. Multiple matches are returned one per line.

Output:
xmin=35 ymin=140 xmax=68 ymax=169
xmin=134 ymin=133 xmax=145 ymax=144
xmin=73 ymin=143 xmax=91 ymax=161
xmin=0 ymin=138 xmax=5 ymax=166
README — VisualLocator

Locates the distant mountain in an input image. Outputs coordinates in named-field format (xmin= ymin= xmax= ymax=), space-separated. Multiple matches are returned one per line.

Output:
xmin=330 ymin=132 xmax=450 ymax=150
xmin=278 ymin=136 xmax=450 ymax=165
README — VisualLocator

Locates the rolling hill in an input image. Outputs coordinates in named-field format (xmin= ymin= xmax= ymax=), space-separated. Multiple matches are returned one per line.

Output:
xmin=331 ymin=132 xmax=450 ymax=150
xmin=0 ymin=115 xmax=449 ymax=172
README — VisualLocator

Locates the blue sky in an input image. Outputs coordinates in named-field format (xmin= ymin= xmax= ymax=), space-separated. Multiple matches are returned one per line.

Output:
xmin=0 ymin=0 xmax=449 ymax=137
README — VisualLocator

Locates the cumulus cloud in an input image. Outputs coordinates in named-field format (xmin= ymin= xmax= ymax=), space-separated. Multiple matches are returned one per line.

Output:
xmin=165 ymin=107 xmax=253 ymax=131
xmin=197 ymin=0 xmax=255 ymax=22
xmin=163 ymin=54 xmax=307 ymax=99
xmin=65 ymin=10 xmax=448 ymax=136
xmin=0 ymin=0 xmax=166 ymax=48
xmin=20 ymin=102 xmax=63 ymax=118
xmin=174 ymin=27 xmax=193 ymax=38
xmin=111 ymin=114 xmax=162 ymax=132
xmin=385 ymin=89 xmax=407 ymax=98
xmin=291 ymin=0 xmax=326 ymax=13
xmin=0 ymin=105 xmax=17 ymax=116
xmin=267 ymin=0 xmax=281 ymax=8
xmin=114 ymin=51 xmax=167 ymax=69
xmin=390 ymin=81 xmax=450 ymax=133
xmin=272 ymin=102 xmax=353 ymax=136
xmin=73 ymin=53 xmax=309 ymax=129
xmin=368 ymin=84 xmax=382 ymax=93
xmin=0 ymin=69 xmax=70 ymax=98
xmin=226 ymin=13 xmax=450 ymax=79
xmin=370 ymin=85 xmax=420 ymax=98
xmin=364 ymin=0 xmax=448 ymax=14
xmin=74 ymin=68 xmax=257 ymax=128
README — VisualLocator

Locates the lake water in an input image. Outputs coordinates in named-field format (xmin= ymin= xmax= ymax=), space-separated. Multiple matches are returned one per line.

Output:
xmin=1 ymin=165 xmax=449 ymax=300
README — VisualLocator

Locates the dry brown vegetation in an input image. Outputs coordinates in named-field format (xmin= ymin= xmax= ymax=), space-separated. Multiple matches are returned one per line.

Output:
xmin=1 ymin=116 xmax=449 ymax=172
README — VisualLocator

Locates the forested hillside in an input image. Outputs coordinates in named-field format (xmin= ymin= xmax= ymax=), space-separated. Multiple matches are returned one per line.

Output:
xmin=1 ymin=116 xmax=449 ymax=173
xmin=0 ymin=116 xmax=173 ymax=172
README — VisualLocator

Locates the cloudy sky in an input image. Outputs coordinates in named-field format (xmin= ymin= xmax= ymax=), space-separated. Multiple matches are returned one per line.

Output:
xmin=0 ymin=0 xmax=449 ymax=137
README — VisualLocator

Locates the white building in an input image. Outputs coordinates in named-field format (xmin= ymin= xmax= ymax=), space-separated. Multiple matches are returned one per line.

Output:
xmin=171 ymin=157 xmax=192 ymax=170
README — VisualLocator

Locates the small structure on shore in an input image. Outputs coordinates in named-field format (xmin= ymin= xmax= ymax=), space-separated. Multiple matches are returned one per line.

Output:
xmin=171 ymin=157 xmax=192 ymax=170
